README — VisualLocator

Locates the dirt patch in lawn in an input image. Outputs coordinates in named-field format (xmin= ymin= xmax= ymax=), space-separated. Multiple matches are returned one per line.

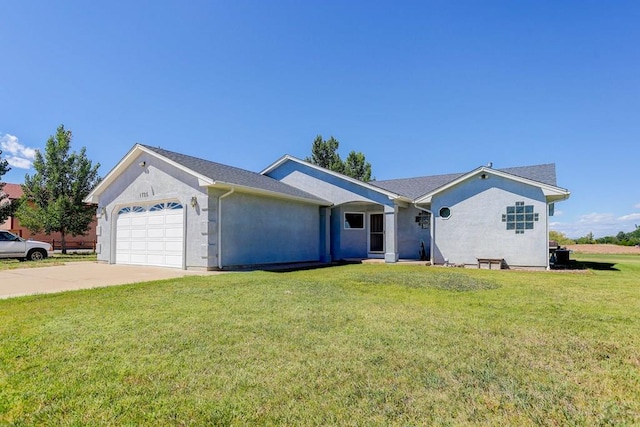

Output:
xmin=566 ymin=244 xmax=640 ymax=254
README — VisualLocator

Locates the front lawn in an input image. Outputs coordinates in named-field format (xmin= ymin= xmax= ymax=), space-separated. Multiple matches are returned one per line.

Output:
xmin=0 ymin=252 xmax=97 ymax=271
xmin=1 ymin=254 xmax=638 ymax=425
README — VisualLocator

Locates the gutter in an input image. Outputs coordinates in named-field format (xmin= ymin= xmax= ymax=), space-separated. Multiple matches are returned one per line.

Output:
xmin=217 ymin=188 xmax=235 ymax=269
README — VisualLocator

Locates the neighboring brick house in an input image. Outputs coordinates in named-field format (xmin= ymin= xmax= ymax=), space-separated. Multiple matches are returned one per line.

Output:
xmin=0 ymin=183 xmax=97 ymax=250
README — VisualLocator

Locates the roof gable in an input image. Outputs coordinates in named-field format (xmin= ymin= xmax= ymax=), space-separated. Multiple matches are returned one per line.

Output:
xmin=372 ymin=163 xmax=565 ymax=202
xmin=262 ymin=155 xmax=409 ymax=203
xmin=86 ymin=145 xmax=329 ymax=205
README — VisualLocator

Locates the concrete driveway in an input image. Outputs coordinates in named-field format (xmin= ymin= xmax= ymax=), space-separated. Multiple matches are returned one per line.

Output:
xmin=0 ymin=262 xmax=214 ymax=299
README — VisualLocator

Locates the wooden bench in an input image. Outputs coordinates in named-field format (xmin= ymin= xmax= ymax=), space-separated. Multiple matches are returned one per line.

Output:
xmin=477 ymin=258 xmax=503 ymax=269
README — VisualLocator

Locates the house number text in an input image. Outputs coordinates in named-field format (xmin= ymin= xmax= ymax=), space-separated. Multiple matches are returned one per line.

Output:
xmin=140 ymin=192 xmax=149 ymax=198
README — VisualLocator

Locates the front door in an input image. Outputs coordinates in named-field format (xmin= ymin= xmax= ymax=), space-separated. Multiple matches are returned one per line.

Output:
xmin=369 ymin=213 xmax=384 ymax=253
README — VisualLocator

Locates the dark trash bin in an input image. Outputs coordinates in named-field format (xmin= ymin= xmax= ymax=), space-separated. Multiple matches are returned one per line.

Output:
xmin=554 ymin=249 xmax=570 ymax=265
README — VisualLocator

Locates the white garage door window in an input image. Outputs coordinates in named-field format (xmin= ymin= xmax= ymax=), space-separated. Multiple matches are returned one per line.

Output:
xmin=116 ymin=201 xmax=184 ymax=268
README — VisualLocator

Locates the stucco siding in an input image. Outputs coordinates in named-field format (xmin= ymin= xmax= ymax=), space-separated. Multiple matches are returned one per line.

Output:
xmin=267 ymin=161 xmax=392 ymax=206
xmin=220 ymin=192 xmax=320 ymax=267
xmin=95 ymin=152 xmax=208 ymax=269
xmin=430 ymin=175 xmax=548 ymax=267
xmin=397 ymin=206 xmax=431 ymax=259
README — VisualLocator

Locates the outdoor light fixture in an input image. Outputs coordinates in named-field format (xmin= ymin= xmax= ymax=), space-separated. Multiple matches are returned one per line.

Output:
xmin=190 ymin=196 xmax=198 ymax=208
xmin=139 ymin=161 xmax=146 ymax=168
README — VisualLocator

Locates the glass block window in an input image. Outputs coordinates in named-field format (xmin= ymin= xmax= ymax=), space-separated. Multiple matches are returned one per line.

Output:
xmin=415 ymin=211 xmax=431 ymax=229
xmin=502 ymin=201 xmax=539 ymax=234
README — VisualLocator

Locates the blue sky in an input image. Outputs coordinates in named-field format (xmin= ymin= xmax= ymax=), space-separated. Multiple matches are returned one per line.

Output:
xmin=1 ymin=1 xmax=638 ymax=238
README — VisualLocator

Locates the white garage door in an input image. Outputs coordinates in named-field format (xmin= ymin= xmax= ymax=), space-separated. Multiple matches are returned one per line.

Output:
xmin=116 ymin=201 xmax=184 ymax=268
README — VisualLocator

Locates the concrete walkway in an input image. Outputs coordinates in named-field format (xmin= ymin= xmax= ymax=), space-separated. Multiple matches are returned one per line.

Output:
xmin=0 ymin=262 xmax=215 ymax=299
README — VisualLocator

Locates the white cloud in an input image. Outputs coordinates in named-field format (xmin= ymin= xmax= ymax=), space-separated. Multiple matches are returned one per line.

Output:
xmin=0 ymin=133 xmax=37 ymax=169
xmin=618 ymin=212 xmax=640 ymax=222
xmin=4 ymin=156 xmax=33 ymax=169
xmin=551 ymin=211 xmax=640 ymax=239
xmin=635 ymin=202 xmax=640 ymax=209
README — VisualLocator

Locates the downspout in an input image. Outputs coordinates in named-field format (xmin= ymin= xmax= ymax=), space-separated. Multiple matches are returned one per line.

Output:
xmin=217 ymin=188 xmax=235 ymax=269
xmin=414 ymin=205 xmax=434 ymax=265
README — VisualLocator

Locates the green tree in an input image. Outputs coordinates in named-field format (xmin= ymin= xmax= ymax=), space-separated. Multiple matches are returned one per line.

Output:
xmin=305 ymin=134 xmax=373 ymax=181
xmin=16 ymin=125 xmax=101 ymax=253
xmin=0 ymin=150 xmax=12 ymax=223
xmin=575 ymin=232 xmax=595 ymax=244
xmin=305 ymin=135 xmax=344 ymax=174
xmin=344 ymin=150 xmax=372 ymax=182
xmin=549 ymin=230 xmax=574 ymax=246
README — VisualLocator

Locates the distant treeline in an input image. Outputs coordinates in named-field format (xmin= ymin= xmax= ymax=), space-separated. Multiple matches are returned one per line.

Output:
xmin=551 ymin=228 xmax=640 ymax=246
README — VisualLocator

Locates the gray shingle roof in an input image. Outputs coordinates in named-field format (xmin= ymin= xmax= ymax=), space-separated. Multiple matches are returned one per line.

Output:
xmin=141 ymin=145 xmax=329 ymax=204
xmin=371 ymin=164 xmax=559 ymax=200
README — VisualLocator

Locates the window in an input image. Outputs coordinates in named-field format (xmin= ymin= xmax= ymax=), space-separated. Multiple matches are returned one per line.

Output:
xmin=502 ymin=201 xmax=539 ymax=234
xmin=117 ymin=207 xmax=131 ymax=215
xmin=439 ymin=207 xmax=451 ymax=219
xmin=149 ymin=203 xmax=165 ymax=212
xmin=132 ymin=206 xmax=145 ymax=213
xmin=166 ymin=202 xmax=183 ymax=210
xmin=344 ymin=212 xmax=364 ymax=229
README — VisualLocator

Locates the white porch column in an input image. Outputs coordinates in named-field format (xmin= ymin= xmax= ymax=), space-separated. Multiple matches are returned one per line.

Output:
xmin=384 ymin=204 xmax=399 ymax=263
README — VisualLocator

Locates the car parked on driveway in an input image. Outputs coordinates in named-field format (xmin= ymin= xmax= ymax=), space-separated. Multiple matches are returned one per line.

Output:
xmin=0 ymin=230 xmax=53 ymax=261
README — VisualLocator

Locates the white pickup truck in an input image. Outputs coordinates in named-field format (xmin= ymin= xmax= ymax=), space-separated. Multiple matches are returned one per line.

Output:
xmin=0 ymin=230 xmax=53 ymax=261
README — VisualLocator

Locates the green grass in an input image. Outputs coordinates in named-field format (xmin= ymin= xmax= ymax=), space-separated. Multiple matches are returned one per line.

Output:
xmin=1 ymin=254 xmax=639 ymax=425
xmin=0 ymin=252 xmax=97 ymax=271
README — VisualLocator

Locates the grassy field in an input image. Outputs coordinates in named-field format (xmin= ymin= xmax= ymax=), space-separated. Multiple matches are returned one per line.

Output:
xmin=1 ymin=254 xmax=638 ymax=425
xmin=0 ymin=252 xmax=97 ymax=271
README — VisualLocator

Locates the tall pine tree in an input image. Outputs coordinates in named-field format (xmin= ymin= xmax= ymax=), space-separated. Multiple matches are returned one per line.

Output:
xmin=17 ymin=125 xmax=101 ymax=253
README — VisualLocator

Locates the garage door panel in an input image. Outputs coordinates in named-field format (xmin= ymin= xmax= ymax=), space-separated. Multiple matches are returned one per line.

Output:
xmin=116 ymin=241 xmax=131 ymax=250
xmin=165 ymin=214 xmax=183 ymax=225
xmin=131 ymin=241 xmax=146 ymax=251
xmin=165 ymin=228 xmax=183 ymax=238
xmin=130 ymin=216 xmax=147 ymax=226
xmin=165 ymin=241 xmax=182 ymax=252
xmin=115 ymin=202 xmax=184 ymax=269
xmin=130 ymin=254 xmax=147 ymax=264
xmin=131 ymin=229 xmax=146 ymax=239
xmin=147 ymin=215 xmax=164 ymax=225
xmin=165 ymin=255 xmax=182 ymax=266
xmin=146 ymin=254 xmax=165 ymax=266
xmin=147 ymin=241 xmax=164 ymax=251
xmin=147 ymin=228 xmax=165 ymax=238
